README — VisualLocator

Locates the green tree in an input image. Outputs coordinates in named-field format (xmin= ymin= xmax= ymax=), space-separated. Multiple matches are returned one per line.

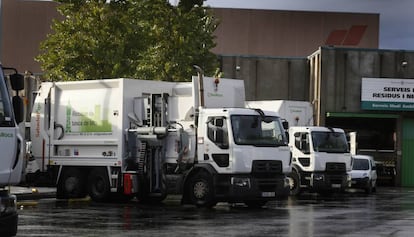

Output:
xmin=36 ymin=0 xmax=219 ymax=81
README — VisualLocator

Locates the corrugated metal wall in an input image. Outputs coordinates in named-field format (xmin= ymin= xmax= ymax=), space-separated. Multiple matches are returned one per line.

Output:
xmin=218 ymin=55 xmax=309 ymax=101
xmin=309 ymin=47 xmax=414 ymax=125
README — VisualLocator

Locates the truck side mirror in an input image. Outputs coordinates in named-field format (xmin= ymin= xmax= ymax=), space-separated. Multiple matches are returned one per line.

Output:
xmin=13 ymin=96 xmax=24 ymax=124
xmin=10 ymin=73 xmax=24 ymax=91
xmin=9 ymin=73 xmax=25 ymax=124
xmin=282 ymin=120 xmax=289 ymax=130
xmin=215 ymin=118 xmax=224 ymax=127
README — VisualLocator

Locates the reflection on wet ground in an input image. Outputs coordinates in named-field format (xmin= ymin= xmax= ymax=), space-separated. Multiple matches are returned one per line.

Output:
xmin=16 ymin=187 xmax=414 ymax=237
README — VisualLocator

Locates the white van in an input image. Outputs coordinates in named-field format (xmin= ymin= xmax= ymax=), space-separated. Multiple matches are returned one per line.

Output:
xmin=349 ymin=155 xmax=377 ymax=194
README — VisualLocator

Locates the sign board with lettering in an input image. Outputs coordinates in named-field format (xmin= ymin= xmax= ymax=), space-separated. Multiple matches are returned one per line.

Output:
xmin=361 ymin=78 xmax=414 ymax=111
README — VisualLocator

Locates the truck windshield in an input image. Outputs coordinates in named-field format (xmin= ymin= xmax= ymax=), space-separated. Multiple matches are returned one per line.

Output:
xmin=231 ymin=115 xmax=287 ymax=147
xmin=0 ymin=73 xmax=13 ymax=127
xmin=311 ymin=131 xmax=348 ymax=153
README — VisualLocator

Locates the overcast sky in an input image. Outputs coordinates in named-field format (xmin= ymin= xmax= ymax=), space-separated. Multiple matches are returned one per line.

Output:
xmin=204 ymin=0 xmax=414 ymax=50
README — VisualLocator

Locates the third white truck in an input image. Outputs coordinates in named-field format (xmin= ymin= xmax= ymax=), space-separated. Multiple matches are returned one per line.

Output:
xmin=27 ymin=74 xmax=291 ymax=207
xmin=246 ymin=100 xmax=352 ymax=195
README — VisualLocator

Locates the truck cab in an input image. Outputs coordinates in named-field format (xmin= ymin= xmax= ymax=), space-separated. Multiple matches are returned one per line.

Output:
xmin=0 ymin=67 xmax=24 ymax=236
xmin=190 ymin=107 xmax=291 ymax=206
xmin=288 ymin=126 xmax=351 ymax=195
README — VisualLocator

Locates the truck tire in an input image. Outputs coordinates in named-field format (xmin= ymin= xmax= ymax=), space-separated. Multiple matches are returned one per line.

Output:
xmin=188 ymin=171 xmax=216 ymax=208
xmin=287 ymin=171 xmax=301 ymax=196
xmin=87 ymin=168 xmax=111 ymax=202
xmin=56 ymin=168 xmax=86 ymax=199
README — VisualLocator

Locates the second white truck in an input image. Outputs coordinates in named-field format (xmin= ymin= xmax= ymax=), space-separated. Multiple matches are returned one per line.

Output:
xmin=287 ymin=126 xmax=351 ymax=195
xmin=27 ymin=75 xmax=291 ymax=207
xmin=246 ymin=100 xmax=352 ymax=195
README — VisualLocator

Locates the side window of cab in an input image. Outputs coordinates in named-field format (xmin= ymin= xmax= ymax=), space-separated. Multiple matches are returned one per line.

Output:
xmin=207 ymin=117 xmax=229 ymax=149
xmin=294 ymin=132 xmax=310 ymax=154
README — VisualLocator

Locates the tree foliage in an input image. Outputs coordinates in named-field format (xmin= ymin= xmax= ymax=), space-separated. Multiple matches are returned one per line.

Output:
xmin=36 ymin=0 xmax=219 ymax=81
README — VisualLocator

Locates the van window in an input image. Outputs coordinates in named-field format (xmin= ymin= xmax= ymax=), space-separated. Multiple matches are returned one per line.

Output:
xmin=352 ymin=158 xmax=369 ymax=170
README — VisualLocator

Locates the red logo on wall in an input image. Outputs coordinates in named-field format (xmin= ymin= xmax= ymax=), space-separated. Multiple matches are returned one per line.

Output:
xmin=325 ymin=25 xmax=367 ymax=46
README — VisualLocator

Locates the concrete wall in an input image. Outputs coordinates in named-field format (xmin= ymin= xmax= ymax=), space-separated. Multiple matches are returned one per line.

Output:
xmin=213 ymin=8 xmax=379 ymax=57
xmin=218 ymin=55 xmax=309 ymax=101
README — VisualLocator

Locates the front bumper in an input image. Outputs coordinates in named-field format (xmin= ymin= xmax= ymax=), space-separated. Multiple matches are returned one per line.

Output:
xmin=309 ymin=173 xmax=349 ymax=192
xmin=350 ymin=177 xmax=370 ymax=189
xmin=214 ymin=174 xmax=290 ymax=202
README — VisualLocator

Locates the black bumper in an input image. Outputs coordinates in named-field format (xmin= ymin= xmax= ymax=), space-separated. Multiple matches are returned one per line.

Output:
xmin=309 ymin=173 xmax=349 ymax=193
xmin=351 ymin=177 xmax=370 ymax=189
xmin=214 ymin=174 xmax=289 ymax=202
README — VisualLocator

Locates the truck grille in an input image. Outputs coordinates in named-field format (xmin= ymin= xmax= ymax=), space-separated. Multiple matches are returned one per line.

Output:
xmin=257 ymin=177 xmax=284 ymax=192
xmin=252 ymin=160 xmax=282 ymax=174
xmin=326 ymin=162 xmax=346 ymax=173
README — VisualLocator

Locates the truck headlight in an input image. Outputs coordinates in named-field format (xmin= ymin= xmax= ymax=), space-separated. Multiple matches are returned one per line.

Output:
xmin=312 ymin=173 xmax=324 ymax=181
xmin=231 ymin=177 xmax=251 ymax=188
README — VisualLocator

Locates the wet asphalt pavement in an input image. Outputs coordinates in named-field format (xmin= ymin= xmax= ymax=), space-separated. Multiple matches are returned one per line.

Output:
xmin=15 ymin=187 xmax=414 ymax=237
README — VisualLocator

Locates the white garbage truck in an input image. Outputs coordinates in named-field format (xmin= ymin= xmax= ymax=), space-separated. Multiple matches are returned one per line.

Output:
xmin=246 ymin=100 xmax=352 ymax=195
xmin=27 ymin=74 xmax=291 ymax=207
xmin=0 ymin=66 xmax=25 ymax=236
xmin=287 ymin=126 xmax=351 ymax=195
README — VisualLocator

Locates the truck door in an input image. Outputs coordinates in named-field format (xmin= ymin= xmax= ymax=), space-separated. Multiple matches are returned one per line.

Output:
xmin=292 ymin=132 xmax=311 ymax=170
xmin=0 ymin=76 xmax=23 ymax=186
xmin=200 ymin=116 xmax=231 ymax=171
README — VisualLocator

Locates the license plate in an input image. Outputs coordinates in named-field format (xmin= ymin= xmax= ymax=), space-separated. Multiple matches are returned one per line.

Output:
xmin=262 ymin=192 xmax=275 ymax=197
xmin=332 ymin=184 xmax=341 ymax=188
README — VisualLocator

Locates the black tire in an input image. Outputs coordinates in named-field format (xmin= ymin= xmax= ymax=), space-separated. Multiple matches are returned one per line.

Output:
xmin=87 ymin=168 xmax=111 ymax=202
xmin=56 ymin=167 xmax=86 ymax=199
xmin=244 ymin=200 xmax=267 ymax=208
xmin=287 ymin=171 xmax=301 ymax=196
xmin=188 ymin=172 xmax=216 ymax=208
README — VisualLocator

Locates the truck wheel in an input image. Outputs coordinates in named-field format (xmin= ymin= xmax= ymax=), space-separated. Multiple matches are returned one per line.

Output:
xmin=57 ymin=168 xmax=86 ymax=199
xmin=87 ymin=168 xmax=111 ymax=202
xmin=287 ymin=171 xmax=301 ymax=196
xmin=188 ymin=172 xmax=216 ymax=208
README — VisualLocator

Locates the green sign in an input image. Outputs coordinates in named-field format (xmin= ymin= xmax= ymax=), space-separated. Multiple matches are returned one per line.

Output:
xmin=361 ymin=101 xmax=414 ymax=111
